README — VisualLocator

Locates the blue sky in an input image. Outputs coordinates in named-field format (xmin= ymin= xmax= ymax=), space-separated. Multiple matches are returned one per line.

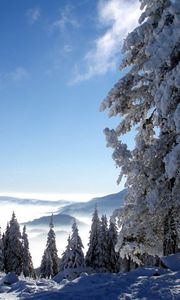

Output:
xmin=0 ymin=0 xmax=140 ymax=201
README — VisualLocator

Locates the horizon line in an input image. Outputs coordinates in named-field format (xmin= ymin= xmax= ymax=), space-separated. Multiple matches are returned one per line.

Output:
xmin=0 ymin=192 xmax=112 ymax=202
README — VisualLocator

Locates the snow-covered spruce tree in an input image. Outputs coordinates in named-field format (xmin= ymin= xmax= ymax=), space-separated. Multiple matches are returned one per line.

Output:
xmin=0 ymin=227 xmax=4 ymax=272
xmin=22 ymin=226 xmax=35 ymax=278
xmin=85 ymin=206 xmax=101 ymax=270
xmin=3 ymin=223 xmax=9 ymax=273
xmin=40 ymin=214 xmax=59 ymax=278
xmin=47 ymin=214 xmax=59 ymax=276
xmin=40 ymin=249 xmax=53 ymax=279
xmin=67 ymin=221 xmax=85 ymax=269
xmin=59 ymin=235 xmax=72 ymax=271
xmin=100 ymin=0 xmax=180 ymax=264
xmin=3 ymin=212 xmax=23 ymax=275
xmin=98 ymin=215 xmax=109 ymax=272
xmin=107 ymin=218 xmax=119 ymax=272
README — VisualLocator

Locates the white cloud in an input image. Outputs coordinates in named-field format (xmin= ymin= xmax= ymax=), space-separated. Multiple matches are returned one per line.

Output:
xmin=52 ymin=5 xmax=79 ymax=32
xmin=6 ymin=67 xmax=29 ymax=82
xmin=63 ymin=44 xmax=73 ymax=53
xmin=26 ymin=7 xmax=41 ymax=24
xmin=0 ymin=67 xmax=29 ymax=86
xmin=72 ymin=0 xmax=141 ymax=84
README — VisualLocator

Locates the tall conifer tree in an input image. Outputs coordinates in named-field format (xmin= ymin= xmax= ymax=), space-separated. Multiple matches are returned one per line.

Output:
xmin=68 ymin=221 xmax=85 ymax=269
xmin=22 ymin=226 xmax=35 ymax=278
xmin=3 ymin=212 xmax=23 ymax=275
xmin=59 ymin=235 xmax=72 ymax=272
xmin=86 ymin=206 xmax=101 ymax=270
xmin=108 ymin=218 xmax=118 ymax=272
xmin=99 ymin=215 xmax=109 ymax=272
xmin=100 ymin=0 xmax=180 ymax=263
xmin=40 ymin=214 xmax=59 ymax=278
xmin=0 ymin=227 xmax=4 ymax=272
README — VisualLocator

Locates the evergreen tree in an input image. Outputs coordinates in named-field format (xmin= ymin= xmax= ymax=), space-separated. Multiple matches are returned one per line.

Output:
xmin=98 ymin=215 xmax=109 ymax=272
xmin=40 ymin=248 xmax=53 ymax=279
xmin=100 ymin=0 xmax=180 ymax=263
xmin=68 ymin=221 xmax=85 ymax=269
xmin=85 ymin=206 xmax=101 ymax=270
xmin=40 ymin=214 xmax=59 ymax=278
xmin=3 ymin=212 xmax=23 ymax=275
xmin=0 ymin=227 xmax=4 ymax=272
xmin=108 ymin=218 xmax=119 ymax=272
xmin=22 ymin=226 xmax=35 ymax=278
xmin=59 ymin=235 xmax=72 ymax=271
xmin=48 ymin=215 xmax=59 ymax=276
xmin=3 ymin=223 xmax=9 ymax=273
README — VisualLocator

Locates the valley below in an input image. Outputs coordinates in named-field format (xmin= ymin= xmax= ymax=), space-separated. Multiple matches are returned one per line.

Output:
xmin=0 ymin=190 xmax=125 ymax=267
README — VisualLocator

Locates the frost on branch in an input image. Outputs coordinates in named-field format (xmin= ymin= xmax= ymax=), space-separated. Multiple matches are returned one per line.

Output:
xmin=104 ymin=128 xmax=131 ymax=184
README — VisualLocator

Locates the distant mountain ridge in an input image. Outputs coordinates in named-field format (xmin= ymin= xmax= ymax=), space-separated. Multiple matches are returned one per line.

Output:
xmin=5 ymin=190 xmax=126 ymax=228
xmin=58 ymin=189 xmax=127 ymax=217
xmin=22 ymin=214 xmax=86 ymax=228
xmin=0 ymin=196 xmax=69 ymax=207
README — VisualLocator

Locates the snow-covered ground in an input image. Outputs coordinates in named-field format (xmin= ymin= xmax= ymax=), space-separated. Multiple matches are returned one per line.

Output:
xmin=0 ymin=266 xmax=179 ymax=299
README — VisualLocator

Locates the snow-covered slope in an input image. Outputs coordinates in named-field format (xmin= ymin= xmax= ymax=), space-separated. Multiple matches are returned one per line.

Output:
xmin=0 ymin=266 xmax=179 ymax=299
xmin=161 ymin=253 xmax=180 ymax=271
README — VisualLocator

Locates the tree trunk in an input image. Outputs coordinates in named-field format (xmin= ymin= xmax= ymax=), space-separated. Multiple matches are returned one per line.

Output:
xmin=163 ymin=208 xmax=178 ymax=256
